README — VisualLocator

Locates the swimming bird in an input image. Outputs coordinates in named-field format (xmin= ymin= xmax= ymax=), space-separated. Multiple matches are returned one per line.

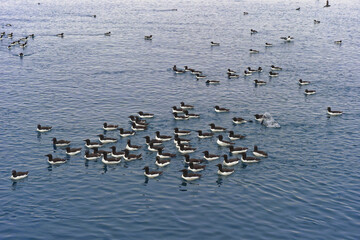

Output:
xmin=11 ymin=170 xmax=29 ymax=180
xmin=178 ymin=144 xmax=196 ymax=154
xmin=229 ymin=146 xmax=248 ymax=154
xmin=148 ymin=142 xmax=164 ymax=152
xmin=250 ymin=29 xmax=258 ymax=34
xmin=45 ymin=154 xmax=66 ymax=165
xmin=144 ymin=35 xmax=152 ymax=40
xmin=84 ymin=150 xmax=101 ymax=160
xmin=103 ymin=122 xmax=118 ymax=131
xmin=184 ymin=66 xmax=195 ymax=72
xmin=183 ymin=110 xmax=199 ymax=119
xmin=222 ymin=155 xmax=239 ymax=167
xmin=324 ymin=0 xmax=330 ymax=7
xmin=131 ymin=122 xmax=147 ymax=131
xmin=243 ymin=12 xmax=248 ymax=15
xmin=214 ymin=105 xmax=229 ymax=113
xmin=155 ymin=131 xmax=172 ymax=141
xmin=296 ymin=7 xmax=300 ymax=10
xmin=98 ymin=134 xmax=117 ymax=144
xmin=271 ymin=65 xmax=282 ymax=71
xmin=93 ymin=147 xmax=111 ymax=156
xmin=84 ymin=139 xmax=103 ymax=148
xmin=206 ymin=80 xmax=220 ymax=84
xmin=269 ymin=71 xmax=279 ymax=77
xmin=66 ymin=147 xmax=82 ymax=155
xmin=228 ymin=73 xmax=240 ymax=78
xmin=102 ymin=152 xmax=121 ymax=164
xmin=109 ymin=146 xmax=124 ymax=158
xmin=172 ymin=106 xmax=184 ymax=113
xmin=298 ymin=79 xmax=310 ymax=85
xmin=327 ymin=107 xmax=343 ymax=116
xmin=129 ymin=116 xmax=148 ymax=125
xmin=211 ymin=41 xmax=220 ymax=46
xmin=184 ymin=154 xmax=204 ymax=164
xmin=155 ymin=156 xmax=171 ymax=167
xmin=241 ymin=153 xmax=260 ymax=163
xmin=203 ymin=151 xmax=220 ymax=161
xmin=19 ymin=53 xmax=24 ymax=57
xmin=126 ymin=139 xmax=142 ymax=150
xmin=56 ymin=33 xmax=64 ymax=37
xmin=209 ymin=123 xmax=226 ymax=132
xmin=138 ymin=111 xmax=154 ymax=118
xmin=123 ymin=149 xmax=142 ymax=161
xmin=247 ymin=67 xmax=257 ymax=73
xmin=52 ymin=138 xmax=71 ymax=147
xmin=188 ymin=162 xmax=206 ymax=172
xmin=228 ymin=131 xmax=245 ymax=140
xmin=37 ymin=124 xmax=52 ymax=132
xmin=174 ymin=135 xmax=190 ymax=144
xmin=104 ymin=32 xmax=111 ymax=36
xmin=190 ymin=70 xmax=203 ymax=75
xmin=28 ymin=34 xmax=35 ymax=38
xmin=180 ymin=169 xmax=201 ymax=181
xmin=334 ymin=40 xmax=342 ymax=44
xmin=143 ymin=166 xmax=162 ymax=178
xmin=257 ymin=67 xmax=263 ymax=72
xmin=227 ymin=69 xmax=236 ymax=74
xmin=265 ymin=42 xmax=273 ymax=47
xmin=280 ymin=36 xmax=294 ymax=42
xmin=119 ymin=128 xmax=135 ymax=137
xmin=217 ymin=135 xmax=234 ymax=147
xmin=157 ymin=149 xmax=176 ymax=158
xmin=254 ymin=114 xmax=264 ymax=122
xmin=314 ymin=20 xmax=321 ymax=24
xmin=249 ymin=49 xmax=259 ymax=53
xmin=216 ymin=164 xmax=234 ymax=176
xmin=244 ymin=70 xmax=252 ymax=76
xmin=7 ymin=32 xmax=13 ymax=38
xmin=174 ymin=128 xmax=191 ymax=136
xmin=144 ymin=136 xmax=162 ymax=145
xmin=196 ymin=130 xmax=214 ymax=138
xmin=195 ymin=73 xmax=206 ymax=79
xmin=173 ymin=112 xmax=189 ymax=120
xmin=254 ymin=79 xmax=266 ymax=85
xmin=232 ymin=117 xmax=247 ymax=124
xmin=304 ymin=89 xmax=316 ymax=95
xmin=253 ymin=145 xmax=268 ymax=157
xmin=175 ymin=69 xmax=186 ymax=74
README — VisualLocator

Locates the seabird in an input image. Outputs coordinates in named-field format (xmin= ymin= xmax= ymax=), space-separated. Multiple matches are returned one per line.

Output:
xmin=138 ymin=111 xmax=154 ymax=118
xmin=174 ymin=128 xmax=191 ymax=136
xmin=327 ymin=107 xmax=343 ymax=116
xmin=214 ymin=105 xmax=230 ymax=113
xmin=180 ymin=169 xmax=201 ymax=181
xmin=110 ymin=146 xmax=124 ymax=158
xmin=66 ymin=147 xmax=82 ymax=155
xmin=254 ymin=114 xmax=264 ymax=122
xmin=56 ymin=33 xmax=64 ymax=37
xmin=37 ymin=124 xmax=52 ymax=132
xmin=241 ymin=153 xmax=260 ymax=163
xmin=244 ymin=70 xmax=252 ymax=76
xmin=126 ymin=139 xmax=141 ymax=150
xmin=155 ymin=131 xmax=172 ymax=141
xmin=45 ymin=154 xmax=66 ymax=165
xmin=314 ymin=20 xmax=321 ymax=24
xmin=271 ymin=65 xmax=282 ymax=71
xmin=98 ymin=134 xmax=117 ymax=144
xmin=217 ymin=135 xmax=234 ymax=147
xmin=249 ymin=49 xmax=259 ymax=53
xmin=155 ymin=156 xmax=171 ymax=167
xmin=183 ymin=110 xmax=200 ymax=119
xmin=229 ymin=146 xmax=248 ymax=154
xmin=334 ymin=40 xmax=342 ymax=44
xmin=228 ymin=131 xmax=245 ymax=140
xmin=188 ymin=162 xmax=206 ymax=172
xmin=172 ymin=106 xmax=184 ymax=113
xmin=144 ymin=136 xmax=162 ymax=145
xmin=83 ymin=139 xmax=103 ymax=148
xmin=148 ymin=142 xmax=164 ymax=152
xmin=119 ymin=128 xmax=135 ymax=137
xmin=227 ymin=69 xmax=236 ymax=74
xmin=104 ymin=32 xmax=111 ymax=36
xmin=52 ymin=138 xmax=71 ymax=147
xmin=228 ymin=73 xmax=240 ymax=78
xmin=184 ymin=66 xmax=195 ymax=72
xmin=84 ymin=150 xmax=101 ymax=160
xmin=103 ymin=122 xmax=118 ymax=131
xmin=11 ymin=170 xmax=29 ymax=180
xmin=280 ymin=36 xmax=294 ymax=42
xmin=157 ymin=149 xmax=176 ymax=158
xmin=222 ymin=155 xmax=240 ymax=167
xmin=131 ymin=122 xmax=147 ymax=131
xmin=304 ymin=89 xmax=316 ymax=95
xmin=173 ymin=112 xmax=189 ymax=120
xmin=265 ymin=42 xmax=273 ymax=47
xmin=253 ymin=145 xmax=268 ymax=157
xmin=211 ymin=41 xmax=220 ymax=46
xmin=178 ymin=144 xmax=196 ymax=154
xmin=209 ymin=123 xmax=226 ymax=132
xmin=203 ymin=151 xmax=220 ymax=161
xmin=206 ymin=80 xmax=220 ymax=84
xmin=254 ymin=79 xmax=266 ymax=85
xmin=102 ymin=152 xmax=121 ymax=165
xmin=250 ymin=29 xmax=258 ymax=34
xmin=196 ymin=130 xmax=214 ymax=138
xmin=184 ymin=154 xmax=204 ymax=164
xmin=123 ymin=149 xmax=142 ymax=161
xmin=232 ymin=117 xmax=247 ymax=124
xmin=216 ymin=164 xmax=234 ymax=176
xmin=269 ymin=71 xmax=279 ymax=77
xmin=143 ymin=166 xmax=162 ymax=178
xmin=144 ymin=35 xmax=152 ymax=40
xmin=298 ymin=79 xmax=310 ymax=85
xmin=195 ymin=73 xmax=206 ymax=79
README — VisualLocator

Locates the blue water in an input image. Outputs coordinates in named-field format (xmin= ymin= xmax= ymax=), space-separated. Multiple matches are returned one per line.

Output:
xmin=1 ymin=0 xmax=360 ymax=239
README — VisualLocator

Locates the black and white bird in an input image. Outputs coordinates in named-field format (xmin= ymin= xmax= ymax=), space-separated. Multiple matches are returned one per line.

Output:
xmin=206 ymin=80 xmax=220 ymax=84
xmin=254 ymin=114 xmax=264 ymax=122
xmin=155 ymin=131 xmax=172 ymax=141
xmin=102 ymin=152 xmax=121 ymax=165
xmin=174 ymin=128 xmax=191 ymax=136
xmin=214 ymin=106 xmax=229 ymax=113
xmin=138 ymin=111 xmax=154 ymax=118
xmin=123 ymin=149 xmax=142 ymax=161
xmin=84 ymin=150 xmax=101 ymax=160
xmin=157 ymin=149 xmax=176 ymax=158
xmin=180 ymin=169 xmax=201 ymax=181
xmin=304 ymin=89 xmax=316 ymax=95
xmin=209 ymin=123 xmax=226 ymax=132
xmin=144 ymin=136 xmax=163 ymax=145
xmin=45 ymin=154 xmax=66 ymax=165
xmin=217 ymin=135 xmax=234 ymax=147
xmin=298 ymin=79 xmax=310 ymax=85
xmin=126 ymin=139 xmax=142 ymax=150
xmin=327 ymin=107 xmax=343 ymax=116
xmin=66 ymin=147 xmax=82 ymax=155
xmin=131 ymin=122 xmax=147 ymax=131
xmin=196 ymin=130 xmax=213 ymax=138
xmin=228 ymin=131 xmax=245 ymax=140
xmin=253 ymin=145 xmax=268 ymax=157
xmin=143 ymin=166 xmax=162 ymax=178
xmin=52 ymin=138 xmax=71 ymax=147
xmin=184 ymin=154 xmax=204 ymax=164
xmin=229 ymin=146 xmax=248 ymax=154
xmin=178 ymin=144 xmax=196 ymax=154
xmin=188 ymin=162 xmax=206 ymax=172
xmin=155 ymin=156 xmax=171 ymax=167
xmin=173 ymin=112 xmax=189 ymax=120
xmin=98 ymin=134 xmax=117 ymax=144
xmin=222 ymin=155 xmax=240 ymax=167
xmin=144 ymin=35 xmax=153 ymax=40
xmin=203 ymin=151 xmax=220 ymax=161
xmin=103 ymin=122 xmax=118 ymax=131
xmin=183 ymin=110 xmax=200 ymax=119
xmin=269 ymin=71 xmax=279 ymax=77
xmin=148 ymin=142 xmax=164 ymax=152
xmin=110 ymin=146 xmax=124 ymax=158
xmin=211 ymin=41 xmax=220 ymax=46
xmin=37 ymin=124 xmax=52 ymax=132
xmin=254 ymin=80 xmax=267 ymax=85
xmin=241 ymin=153 xmax=260 ymax=163
xmin=249 ymin=49 xmax=259 ymax=53
xmin=216 ymin=164 xmax=234 ymax=176
xmin=180 ymin=102 xmax=194 ymax=109
xmin=11 ymin=170 xmax=29 ymax=180
xmin=119 ymin=128 xmax=135 ymax=137
xmin=172 ymin=106 xmax=184 ymax=113
xmin=232 ymin=117 xmax=247 ymax=124
xmin=270 ymin=65 xmax=282 ymax=71
xmin=84 ymin=139 xmax=103 ymax=148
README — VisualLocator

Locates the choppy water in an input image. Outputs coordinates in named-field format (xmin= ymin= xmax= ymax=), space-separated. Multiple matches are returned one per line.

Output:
xmin=1 ymin=0 xmax=360 ymax=239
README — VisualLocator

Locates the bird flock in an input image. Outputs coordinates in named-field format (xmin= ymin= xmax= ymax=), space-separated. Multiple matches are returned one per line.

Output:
xmin=7 ymin=0 xmax=343 ymax=181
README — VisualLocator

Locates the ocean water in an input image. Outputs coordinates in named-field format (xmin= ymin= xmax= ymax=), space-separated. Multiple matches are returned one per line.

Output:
xmin=1 ymin=0 xmax=360 ymax=239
